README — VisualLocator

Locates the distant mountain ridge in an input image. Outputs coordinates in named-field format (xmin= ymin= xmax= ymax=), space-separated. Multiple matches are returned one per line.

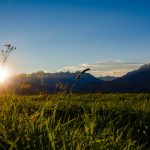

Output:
xmin=6 ymin=63 xmax=150 ymax=94
xmin=99 ymin=76 xmax=117 ymax=81
xmin=8 ymin=71 xmax=102 ymax=94
xmin=120 ymin=63 xmax=150 ymax=79
xmin=109 ymin=63 xmax=150 ymax=92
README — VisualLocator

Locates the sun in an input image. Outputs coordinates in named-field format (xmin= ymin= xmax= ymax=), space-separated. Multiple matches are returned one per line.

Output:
xmin=0 ymin=69 xmax=8 ymax=83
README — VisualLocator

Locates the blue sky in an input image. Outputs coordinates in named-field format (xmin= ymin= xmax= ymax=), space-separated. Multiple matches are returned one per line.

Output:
xmin=0 ymin=0 xmax=150 ymax=76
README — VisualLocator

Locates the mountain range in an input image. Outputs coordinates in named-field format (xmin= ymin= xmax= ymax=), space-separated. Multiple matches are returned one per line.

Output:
xmin=6 ymin=63 xmax=150 ymax=94
xmin=99 ymin=76 xmax=117 ymax=81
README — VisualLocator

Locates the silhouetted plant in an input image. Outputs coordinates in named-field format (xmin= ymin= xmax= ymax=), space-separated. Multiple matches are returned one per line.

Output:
xmin=52 ymin=68 xmax=91 ymax=99
xmin=0 ymin=44 xmax=16 ymax=97
xmin=75 ymin=68 xmax=90 ymax=81
xmin=68 ymin=68 xmax=91 ymax=97
xmin=1 ymin=44 xmax=16 ymax=70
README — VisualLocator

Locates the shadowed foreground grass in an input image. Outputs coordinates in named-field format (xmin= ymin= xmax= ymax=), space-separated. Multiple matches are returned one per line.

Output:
xmin=0 ymin=93 xmax=150 ymax=149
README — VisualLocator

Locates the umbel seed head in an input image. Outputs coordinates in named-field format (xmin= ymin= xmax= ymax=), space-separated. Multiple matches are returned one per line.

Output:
xmin=1 ymin=44 xmax=16 ymax=69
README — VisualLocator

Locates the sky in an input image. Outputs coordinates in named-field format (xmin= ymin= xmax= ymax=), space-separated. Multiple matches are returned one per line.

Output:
xmin=0 ymin=0 xmax=150 ymax=77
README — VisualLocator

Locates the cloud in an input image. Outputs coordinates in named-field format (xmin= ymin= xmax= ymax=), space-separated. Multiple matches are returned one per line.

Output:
xmin=57 ymin=60 xmax=144 ymax=77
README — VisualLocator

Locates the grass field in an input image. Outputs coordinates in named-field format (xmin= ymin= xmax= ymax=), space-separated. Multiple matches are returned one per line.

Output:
xmin=0 ymin=93 xmax=150 ymax=149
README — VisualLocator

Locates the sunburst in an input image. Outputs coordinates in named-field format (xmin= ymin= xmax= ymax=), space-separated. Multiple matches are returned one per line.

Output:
xmin=0 ymin=69 xmax=8 ymax=83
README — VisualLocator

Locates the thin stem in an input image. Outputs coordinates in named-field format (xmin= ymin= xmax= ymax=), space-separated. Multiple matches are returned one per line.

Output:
xmin=0 ymin=44 xmax=16 ymax=97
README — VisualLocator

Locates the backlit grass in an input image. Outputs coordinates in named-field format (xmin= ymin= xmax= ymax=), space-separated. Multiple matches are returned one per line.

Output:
xmin=0 ymin=93 xmax=150 ymax=149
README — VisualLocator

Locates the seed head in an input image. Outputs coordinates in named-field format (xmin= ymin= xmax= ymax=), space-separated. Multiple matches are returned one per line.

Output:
xmin=81 ymin=68 xmax=90 ymax=74
xmin=75 ymin=68 xmax=90 ymax=81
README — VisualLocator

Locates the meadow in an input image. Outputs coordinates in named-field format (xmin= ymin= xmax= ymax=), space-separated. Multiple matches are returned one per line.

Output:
xmin=0 ymin=93 xmax=150 ymax=149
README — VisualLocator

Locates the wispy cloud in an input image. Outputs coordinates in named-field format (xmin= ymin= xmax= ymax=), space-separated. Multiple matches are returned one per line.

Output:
xmin=57 ymin=61 xmax=144 ymax=77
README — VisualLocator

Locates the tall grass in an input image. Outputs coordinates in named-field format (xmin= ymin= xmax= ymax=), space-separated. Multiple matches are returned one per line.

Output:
xmin=0 ymin=93 xmax=150 ymax=149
